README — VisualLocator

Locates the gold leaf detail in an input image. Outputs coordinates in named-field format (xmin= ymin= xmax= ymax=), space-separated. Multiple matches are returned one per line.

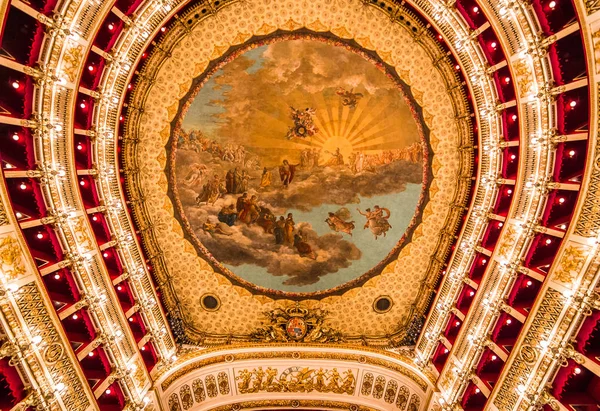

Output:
xmin=331 ymin=26 xmax=353 ymax=38
xmin=305 ymin=19 xmax=328 ymax=32
xmin=255 ymin=23 xmax=277 ymax=36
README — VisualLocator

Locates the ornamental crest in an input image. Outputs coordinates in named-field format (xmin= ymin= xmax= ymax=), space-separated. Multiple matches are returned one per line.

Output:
xmin=251 ymin=306 xmax=344 ymax=343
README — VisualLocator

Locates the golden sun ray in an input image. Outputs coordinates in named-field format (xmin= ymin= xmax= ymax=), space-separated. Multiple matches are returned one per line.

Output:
xmin=345 ymin=101 xmax=402 ymax=144
xmin=342 ymin=98 xmax=392 ymax=143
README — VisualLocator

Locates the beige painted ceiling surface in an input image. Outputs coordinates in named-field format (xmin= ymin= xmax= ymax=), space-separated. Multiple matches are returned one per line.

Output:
xmin=126 ymin=0 xmax=469 ymax=342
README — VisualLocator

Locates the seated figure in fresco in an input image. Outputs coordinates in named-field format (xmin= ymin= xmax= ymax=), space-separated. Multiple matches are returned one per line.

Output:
xmin=256 ymin=207 xmax=276 ymax=234
xmin=218 ymin=204 xmax=238 ymax=226
xmin=324 ymin=147 xmax=344 ymax=166
xmin=260 ymin=167 xmax=272 ymax=188
xmin=196 ymin=174 xmax=226 ymax=205
xmin=238 ymin=195 xmax=260 ymax=225
xmin=293 ymin=233 xmax=316 ymax=259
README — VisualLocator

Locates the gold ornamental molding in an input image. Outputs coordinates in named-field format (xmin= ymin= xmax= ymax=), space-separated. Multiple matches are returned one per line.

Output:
xmin=0 ymin=168 xmax=95 ymax=409
xmin=157 ymin=345 xmax=432 ymax=392
xmin=206 ymin=399 xmax=380 ymax=411
xmin=156 ymin=345 xmax=432 ymax=411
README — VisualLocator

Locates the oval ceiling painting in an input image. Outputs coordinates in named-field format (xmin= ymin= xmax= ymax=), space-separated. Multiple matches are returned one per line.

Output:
xmin=170 ymin=33 xmax=430 ymax=295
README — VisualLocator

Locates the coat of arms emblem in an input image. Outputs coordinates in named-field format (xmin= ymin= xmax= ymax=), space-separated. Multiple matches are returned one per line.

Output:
xmin=251 ymin=305 xmax=344 ymax=343
xmin=286 ymin=317 xmax=307 ymax=340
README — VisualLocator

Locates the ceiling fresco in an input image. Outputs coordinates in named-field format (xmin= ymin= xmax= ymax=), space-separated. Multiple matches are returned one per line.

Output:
xmin=170 ymin=34 xmax=430 ymax=293
xmin=123 ymin=0 xmax=473 ymax=344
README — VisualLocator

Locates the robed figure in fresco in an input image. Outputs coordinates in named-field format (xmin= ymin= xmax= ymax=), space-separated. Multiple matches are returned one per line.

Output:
xmin=279 ymin=160 xmax=297 ymax=188
xmin=260 ymin=167 xmax=272 ymax=188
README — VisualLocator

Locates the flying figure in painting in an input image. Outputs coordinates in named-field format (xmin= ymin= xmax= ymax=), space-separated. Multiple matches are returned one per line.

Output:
xmin=336 ymin=87 xmax=363 ymax=109
xmin=286 ymin=106 xmax=319 ymax=140
xmin=325 ymin=208 xmax=355 ymax=236
xmin=357 ymin=205 xmax=392 ymax=239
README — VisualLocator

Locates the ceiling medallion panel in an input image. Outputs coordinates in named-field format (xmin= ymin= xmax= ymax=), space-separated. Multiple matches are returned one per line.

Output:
xmin=169 ymin=32 xmax=431 ymax=295
xmin=124 ymin=0 xmax=472 ymax=343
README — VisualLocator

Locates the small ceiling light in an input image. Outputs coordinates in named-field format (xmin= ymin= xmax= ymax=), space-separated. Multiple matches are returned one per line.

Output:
xmin=475 ymin=388 xmax=480 ymax=393
xmin=574 ymin=367 xmax=582 ymax=374
xmin=569 ymin=101 xmax=577 ymax=108
xmin=108 ymin=23 xmax=114 ymax=31
xmin=511 ymin=114 xmax=517 ymax=121
xmin=128 ymin=317 xmax=134 ymax=322
xmin=507 ymin=189 xmax=513 ymax=194
xmin=19 ymin=183 xmax=27 ymax=190
xmin=491 ymin=41 xmax=497 ymax=49
xmin=498 ymin=222 xmax=504 ymax=227
xmin=88 ymin=351 xmax=94 ymax=357
xmin=473 ymin=6 xmax=479 ymax=12
xmin=80 ymin=180 xmax=86 ymax=186
xmin=103 ymin=252 xmax=109 ymax=258
xmin=15 ymin=212 xmax=22 ymax=218
xmin=549 ymin=0 xmax=556 ymax=8
xmin=12 ymin=133 xmax=20 ymax=141
xmin=506 ymin=319 xmax=512 ymax=325
xmin=80 ymin=102 xmax=86 ymax=109
xmin=504 ymin=77 xmax=510 ymax=84
xmin=5 ymin=163 xmax=13 ymax=169
xmin=117 ymin=285 xmax=122 ymax=291
xmin=92 ymin=216 xmax=98 ymax=221
xmin=558 ymin=198 xmax=565 ymax=204
xmin=88 ymin=65 xmax=94 ymax=72
xmin=560 ymin=224 xmax=567 ymax=229
xmin=11 ymin=80 xmax=20 ymax=89
xmin=455 ymin=321 xmax=461 ymax=327
xmin=469 ymin=291 xmax=475 ymax=296
xmin=568 ymin=150 xmax=576 ymax=157
xmin=161 ymin=27 xmax=166 ymax=32
xmin=526 ymin=280 xmax=532 ymax=286
xmin=105 ymin=389 xmax=111 ymax=395
xmin=491 ymin=355 xmax=497 ymax=361
xmin=77 ymin=144 xmax=83 ymax=150
xmin=120 ymin=115 xmax=124 ymax=121
xmin=545 ymin=239 xmax=552 ymax=245
xmin=37 ymin=232 xmax=44 ymax=239
xmin=482 ymin=259 xmax=487 ymax=264
xmin=141 ymin=346 xmax=146 ymax=351
xmin=128 ymin=84 xmax=132 ymax=90
xmin=54 ymin=274 xmax=61 ymax=280
xmin=510 ymin=154 xmax=516 ymax=160
xmin=72 ymin=314 xmax=79 ymax=320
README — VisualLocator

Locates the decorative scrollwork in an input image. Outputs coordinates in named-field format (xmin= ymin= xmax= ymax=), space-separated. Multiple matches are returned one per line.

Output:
xmin=251 ymin=306 xmax=344 ymax=343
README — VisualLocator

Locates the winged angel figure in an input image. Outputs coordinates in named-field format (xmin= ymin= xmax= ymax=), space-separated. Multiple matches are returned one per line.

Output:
xmin=336 ymin=87 xmax=363 ymax=109
xmin=286 ymin=106 xmax=319 ymax=140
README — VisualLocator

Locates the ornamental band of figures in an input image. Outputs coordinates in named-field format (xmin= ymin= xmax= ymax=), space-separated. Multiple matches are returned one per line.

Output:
xmin=236 ymin=367 xmax=356 ymax=394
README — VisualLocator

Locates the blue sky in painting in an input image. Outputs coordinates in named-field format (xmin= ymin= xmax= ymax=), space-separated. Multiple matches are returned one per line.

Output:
xmin=182 ymin=46 xmax=268 ymax=133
